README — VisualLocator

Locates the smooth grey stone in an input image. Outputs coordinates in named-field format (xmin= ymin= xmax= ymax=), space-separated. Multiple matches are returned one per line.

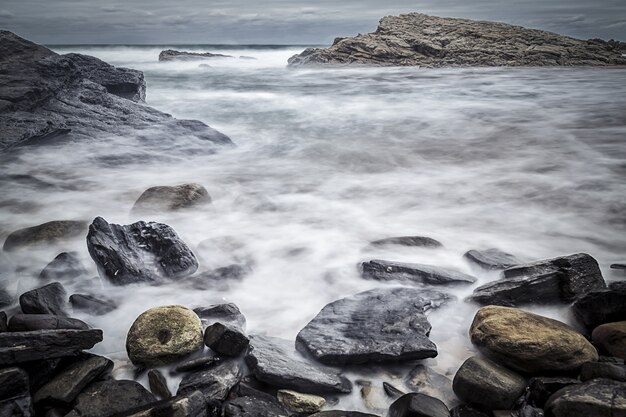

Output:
xmin=361 ymin=260 xmax=476 ymax=285
xmin=464 ymin=248 xmax=520 ymax=270
xmin=176 ymin=359 xmax=242 ymax=402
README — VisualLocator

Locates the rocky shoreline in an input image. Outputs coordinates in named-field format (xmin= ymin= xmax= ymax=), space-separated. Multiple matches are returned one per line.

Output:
xmin=288 ymin=13 xmax=626 ymax=67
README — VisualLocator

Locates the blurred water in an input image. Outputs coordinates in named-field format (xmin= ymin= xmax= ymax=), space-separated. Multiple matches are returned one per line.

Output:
xmin=1 ymin=44 xmax=626 ymax=410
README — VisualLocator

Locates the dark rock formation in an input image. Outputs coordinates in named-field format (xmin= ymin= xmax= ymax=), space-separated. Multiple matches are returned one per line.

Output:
xmin=131 ymin=183 xmax=211 ymax=214
xmin=174 ymin=355 xmax=221 ymax=373
xmin=463 ymin=248 xmax=520 ymax=270
xmin=147 ymin=369 xmax=172 ymax=399
xmin=69 ymin=294 xmax=117 ymax=316
xmin=450 ymin=405 xmax=491 ymax=417
xmin=0 ymin=329 xmax=102 ymax=365
xmin=39 ymin=252 xmax=88 ymax=282
xmin=176 ymin=359 xmax=242 ymax=402
xmin=611 ymin=263 xmax=626 ymax=270
xmin=592 ymin=321 xmax=626 ymax=359
xmin=525 ymin=377 xmax=580 ymax=408
xmin=222 ymin=394 xmax=291 ymax=417
xmin=3 ymin=221 xmax=86 ymax=251
xmin=193 ymin=303 xmax=247 ymax=329
xmin=0 ymin=31 xmax=231 ymax=151
xmin=288 ymin=13 xmax=626 ymax=67
xmin=111 ymin=391 xmax=207 ymax=417
xmin=388 ymin=393 xmax=450 ymax=417
xmin=0 ymin=367 xmax=32 ymax=417
xmin=296 ymin=287 xmax=450 ymax=365
xmin=245 ymin=334 xmax=352 ymax=394
xmin=361 ymin=260 xmax=476 ymax=285
xmin=369 ymin=236 xmax=442 ymax=248
xmin=545 ymin=378 xmax=626 ymax=417
xmin=580 ymin=361 xmax=626 ymax=382
xmin=159 ymin=49 xmax=234 ymax=61
xmin=384 ymin=382 xmax=405 ymax=399
xmin=0 ymin=311 xmax=6 ymax=332
xmin=87 ymin=217 xmax=198 ymax=285
xmin=65 ymin=380 xmax=155 ymax=417
xmin=19 ymin=282 xmax=68 ymax=316
xmin=204 ymin=322 xmax=249 ymax=357
xmin=310 ymin=413 xmax=378 ymax=417
xmin=470 ymin=253 xmax=606 ymax=306
xmin=572 ymin=288 xmax=626 ymax=330
xmin=8 ymin=314 xmax=89 ymax=332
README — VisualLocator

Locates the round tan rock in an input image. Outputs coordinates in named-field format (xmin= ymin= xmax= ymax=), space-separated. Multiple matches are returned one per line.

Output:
xmin=592 ymin=321 xmax=626 ymax=360
xmin=126 ymin=305 xmax=203 ymax=366
xmin=470 ymin=305 xmax=598 ymax=373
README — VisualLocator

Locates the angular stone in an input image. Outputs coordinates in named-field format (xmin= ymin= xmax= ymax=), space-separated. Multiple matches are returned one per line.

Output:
xmin=277 ymin=389 xmax=326 ymax=413
xmin=177 ymin=359 xmax=242 ymax=402
xmin=223 ymin=395 xmax=291 ymax=417
xmin=87 ymin=217 xmax=198 ymax=285
xmin=3 ymin=221 xmax=86 ymax=252
xmin=8 ymin=314 xmax=89 ymax=332
xmin=369 ymin=236 xmax=442 ymax=248
xmin=110 ymin=391 xmax=207 ymax=417
xmin=193 ymin=303 xmax=246 ymax=329
xmin=526 ymin=377 xmax=580 ymax=408
xmin=384 ymin=382 xmax=405 ymax=399
xmin=246 ymin=334 xmax=352 ymax=394
xmin=39 ymin=252 xmax=88 ymax=282
xmin=204 ymin=322 xmax=249 ymax=357
xmin=593 ymin=321 xmax=626 ymax=359
xmin=174 ymin=355 xmax=221 ymax=373
xmin=19 ymin=282 xmax=68 ymax=316
xmin=388 ymin=393 xmax=450 ymax=417
xmin=545 ymin=378 xmax=626 ymax=417
xmin=0 ymin=329 xmax=102 ymax=365
xmin=296 ymin=287 xmax=450 ymax=365
xmin=0 ymin=367 xmax=32 ymax=417
xmin=452 ymin=356 xmax=526 ymax=409
xmin=470 ymin=253 xmax=606 ymax=306
xmin=464 ymin=248 xmax=520 ymax=270
xmin=69 ymin=294 xmax=117 ymax=316
xmin=148 ymin=369 xmax=171 ymax=399
xmin=66 ymin=380 xmax=155 ymax=417
xmin=573 ymin=289 xmax=626 ymax=330
xmin=470 ymin=306 xmax=598 ymax=373
xmin=361 ymin=260 xmax=476 ymax=285
xmin=33 ymin=355 xmax=113 ymax=405
xmin=131 ymin=183 xmax=211 ymax=213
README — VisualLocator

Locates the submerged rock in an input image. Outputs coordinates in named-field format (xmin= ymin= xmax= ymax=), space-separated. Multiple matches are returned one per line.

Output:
xmin=296 ymin=287 xmax=450 ymax=365
xmin=87 ymin=217 xmax=198 ymax=285
xmin=39 ymin=252 xmax=88 ymax=282
xmin=572 ymin=287 xmax=626 ymax=330
xmin=611 ymin=263 xmax=626 ymax=270
xmin=470 ymin=305 xmax=598 ymax=373
xmin=361 ymin=260 xmax=476 ymax=285
xmin=159 ymin=49 xmax=234 ymax=61
xmin=3 ymin=220 xmax=86 ymax=251
xmin=463 ymin=248 xmax=520 ymax=270
xmin=65 ymin=380 xmax=155 ymax=417
xmin=369 ymin=236 xmax=442 ymax=248
xmin=19 ymin=282 xmax=68 ymax=316
xmin=545 ymin=378 xmax=626 ymax=417
xmin=0 ymin=367 xmax=32 ymax=417
xmin=69 ymin=294 xmax=117 ymax=316
xmin=8 ymin=314 xmax=89 ymax=332
xmin=592 ymin=321 xmax=626 ymax=359
xmin=288 ymin=13 xmax=626 ymax=67
xmin=388 ymin=392 xmax=450 ymax=417
xmin=177 ymin=359 xmax=242 ymax=402
xmin=131 ymin=183 xmax=211 ymax=214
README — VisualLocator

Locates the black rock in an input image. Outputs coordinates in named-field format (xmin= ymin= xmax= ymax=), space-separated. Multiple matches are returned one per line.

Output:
xmin=86 ymin=216 xmax=198 ymax=285
xmin=177 ymin=359 xmax=242 ymax=402
xmin=245 ymin=334 xmax=352 ymax=394
xmin=512 ymin=405 xmax=545 ymax=417
xmin=0 ymin=367 xmax=32 ymax=416
xmin=572 ymin=288 xmax=626 ymax=329
xmin=383 ymin=382 xmax=406 ymax=399
xmin=0 ymin=329 xmax=103 ymax=365
xmin=8 ymin=314 xmax=89 ymax=331
xmin=194 ymin=303 xmax=246 ymax=329
xmin=388 ymin=393 xmax=450 ymax=417
xmin=33 ymin=355 xmax=113 ymax=405
xmin=369 ymin=236 xmax=443 ymax=248
xmin=0 ymin=311 xmax=7 ymax=332
xmin=611 ymin=263 xmax=626 ymax=270
xmin=545 ymin=378 xmax=626 ymax=416
xmin=470 ymin=253 xmax=606 ymax=306
xmin=173 ymin=355 xmax=221 ymax=373
xmin=2 ymin=221 xmax=86 ymax=252
xmin=296 ymin=287 xmax=450 ymax=365
xmin=148 ymin=369 xmax=172 ymax=399
xmin=65 ymin=380 xmax=155 ymax=417
xmin=19 ymin=282 xmax=68 ymax=316
xmin=69 ymin=293 xmax=117 ymax=316
xmin=223 ymin=395 xmax=292 ymax=417
xmin=609 ymin=281 xmax=626 ymax=291
xmin=526 ymin=377 xmax=580 ymax=408
xmin=449 ymin=405 xmax=491 ymax=417
xmin=580 ymin=361 xmax=626 ymax=382
xmin=204 ymin=322 xmax=249 ymax=357
xmin=464 ymin=248 xmax=520 ymax=270
xmin=110 ymin=391 xmax=207 ymax=417
xmin=39 ymin=252 xmax=88 ymax=282
xmin=19 ymin=358 xmax=66 ymax=392
xmin=452 ymin=356 xmax=526 ymax=410
xmin=361 ymin=260 xmax=476 ymax=285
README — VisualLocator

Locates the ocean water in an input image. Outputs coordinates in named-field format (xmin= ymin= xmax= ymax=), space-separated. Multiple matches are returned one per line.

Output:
xmin=2 ymin=44 xmax=626 ymax=409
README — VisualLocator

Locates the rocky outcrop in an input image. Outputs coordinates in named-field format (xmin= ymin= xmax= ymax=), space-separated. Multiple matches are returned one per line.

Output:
xmin=288 ymin=13 xmax=626 ymax=67
xmin=159 ymin=49 xmax=234 ymax=61
xmin=0 ymin=31 xmax=231 ymax=151
xmin=361 ymin=260 xmax=476 ymax=285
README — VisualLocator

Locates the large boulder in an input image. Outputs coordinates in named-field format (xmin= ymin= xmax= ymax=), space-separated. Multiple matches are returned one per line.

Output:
xmin=65 ymin=380 xmax=155 ymax=417
xmin=8 ymin=314 xmax=89 ymax=332
xmin=0 ymin=367 xmax=32 ymax=417
xmin=287 ymin=13 xmax=626 ymax=67
xmin=296 ymin=287 xmax=450 ymax=365
xmin=388 ymin=393 xmax=450 ymax=417
xmin=592 ymin=321 xmax=626 ymax=359
xmin=469 ymin=306 xmax=598 ymax=373
xmin=3 ymin=220 xmax=86 ymax=251
xmin=39 ymin=252 xmax=88 ymax=282
xmin=176 ymin=359 xmax=242 ymax=402
xmin=87 ymin=217 xmax=198 ymax=285
xmin=470 ymin=253 xmax=606 ymax=306
xmin=126 ymin=305 xmax=203 ymax=366
xmin=463 ymin=248 xmax=520 ymax=270
xmin=572 ymin=288 xmax=626 ymax=330
xmin=361 ymin=260 xmax=476 ymax=285
xmin=19 ymin=282 xmax=68 ymax=316
xmin=545 ymin=378 xmax=626 ymax=417
xmin=131 ymin=183 xmax=211 ymax=214
xmin=245 ymin=334 xmax=352 ymax=394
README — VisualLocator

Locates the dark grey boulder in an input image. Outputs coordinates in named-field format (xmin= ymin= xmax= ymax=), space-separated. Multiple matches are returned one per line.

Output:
xmin=511 ymin=405 xmax=544 ymax=417
xmin=0 ymin=367 xmax=32 ymax=417
xmin=159 ymin=49 xmax=234 ymax=61
xmin=19 ymin=282 xmax=68 ymax=316
xmin=177 ymin=359 xmax=242 ymax=402
xmin=147 ymin=369 xmax=171 ymax=399
xmin=33 ymin=355 xmax=113 ymax=405
xmin=194 ymin=303 xmax=246 ymax=329
xmin=223 ymin=395 xmax=291 ymax=417
xmin=3 ymin=221 xmax=86 ymax=251
xmin=464 ymin=248 xmax=520 ymax=270
xmin=572 ymin=288 xmax=626 ymax=330
xmin=369 ymin=236 xmax=442 ymax=248
xmin=470 ymin=253 xmax=606 ymax=306
xmin=69 ymin=294 xmax=117 ymax=316
xmin=0 ymin=311 xmax=7 ymax=332
xmin=580 ymin=361 xmax=626 ymax=382
xmin=361 ymin=260 xmax=476 ymax=285
xmin=174 ymin=355 xmax=221 ymax=373
xmin=39 ymin=252 xmax=88 ymax=282
xmin=611 ymin=264 xmax=626 ymax=270
xmin=131 ymin=183 xmax=211 ymax=214
xmin=452 ymin=356 xmax=526 ymax=410
xmin=204 ymin=322 xmax=249 ymax=357
xmin=245 ymin=334 xmax=352 ymax=394
xmin=86 ymin=217 xmax=198 ymax=285
xmin=110 ymin=391 xmax=207 ymax=417
xmin=65 ymin=380 xmax=155 ymax=417
xmin=449 ymin=405 xmax=491 ymax=417
xmin=8 ymin=314 xmax=89 ymax=332
xmin=0 ymin=329 xmax=102 ymax=365
xmin=545 ymin=378 xmax=626 ymax=417
xmin=296 ymin=287 xmax=450 ymax=365
xmin=388 ymin=393 xmax=450 ymax=417
xmin=525 ymin=377 xmax=579 ymax=408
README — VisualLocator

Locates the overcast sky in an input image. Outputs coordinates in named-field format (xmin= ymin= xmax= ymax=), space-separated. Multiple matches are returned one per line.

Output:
xmin=1 ymin=0 xmax=625 ymax=45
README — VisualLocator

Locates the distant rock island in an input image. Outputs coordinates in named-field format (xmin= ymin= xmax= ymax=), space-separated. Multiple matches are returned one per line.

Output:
xmin=158 ymin=49 xmax=234 ymax=61
xmin=288 ymin=13 xmax=626 ymax=67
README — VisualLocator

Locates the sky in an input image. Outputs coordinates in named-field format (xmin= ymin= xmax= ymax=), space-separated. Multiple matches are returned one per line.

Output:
xmin=1 ymin=0 xmax=625 ymax=45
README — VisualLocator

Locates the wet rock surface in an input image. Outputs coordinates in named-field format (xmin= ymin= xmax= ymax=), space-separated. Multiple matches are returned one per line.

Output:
xmin=572 ymin=288 xmax=626 ymax=330
xmin=0 ymin=367 xmax=32 ymax=417
xmin=361 ymin=260 xmax=476 ymax=285
xmin=3 ymin=221 xmax=87 ymax=251
xmin=296 ymin=287 xmax=450 ymax=365
xmin=176 ymin=359 xmax=242 ymax=401
xmin=288 ymin=13 xmax=626 ymax=67
xmin=8 ymin=314 xmax=89 ymax=332
xmin=114 ymin=391 xmax=207 ymax=417
xmin=147 ymin=369 xmax=171 ymax=399
xmin=193 ymin=303 xmax=247 ymax=329
xmin=525 ymin=377 xmax=580 ymax=408
xmin=131 ymin=183 xmax=211 ymax=214
xmin=545 ymin=378 xmax=626 ymax=417
xmin=592 ymin=321 xmax=626 ymax=359
xmin=222 ymin=394 xmax=291 ymax=417
xmin=204 ymin=322 xmax=249 ymax=357
xmin=19 ymin=282 xmax=68 ymax=316
xmin=388 ymin=392 xmax=450 ymax=417
xmin=65 ymin=380 xmax=155 ymax=417
xmin=463 ymin=248 xmax=520 ymax=270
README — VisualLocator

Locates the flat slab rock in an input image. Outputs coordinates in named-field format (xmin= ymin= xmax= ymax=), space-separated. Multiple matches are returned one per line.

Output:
xmin=369 ymin=236 xmax=442 ymax=248
xmin=66 ymin=380 xmax=155 ymax=417
xmin=361 ymin=260 xmax=476 ymax=285
xmin=245 ymin=334 xmax=352 ymax=394
xmin=463 ymin=248 xmax=520 ymax=270
xmin=87 ymin=216 xmax=198 ymax=285
xmin=177 ymin=359 xmax=242 ymax=402
xmin=159 ymin=49 xmax=234 ymax=61
xmin=296 ymin=287 xmax=451 ymax=365
xmin=288 ymin=13 xmax=626 ymax=67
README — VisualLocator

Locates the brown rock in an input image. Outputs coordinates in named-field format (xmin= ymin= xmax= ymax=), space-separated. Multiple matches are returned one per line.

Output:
xmin=592 ymin=321 xmax=626 ymax=360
